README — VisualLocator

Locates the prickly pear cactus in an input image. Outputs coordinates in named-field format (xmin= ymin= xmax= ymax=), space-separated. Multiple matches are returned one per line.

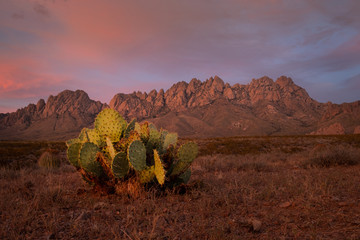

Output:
xmin=79 ymin=142 xmax=103 ymax=177
xmin=154 ymin=149 xmax=165 ymax=185
xmin=95 ymin=108 xmax=127 ymax=142
xmin=67 ymin=142 xmax=82 ymax=168
xmin=66 ymin=108 xmax=198 ymax=194
xmin=170 ymin=142 xmax=198 ymax=176
xmin=112 ymin=151 xmax=129 ymax=178
xmin=128 ymin=140 xmax=147 ymax=171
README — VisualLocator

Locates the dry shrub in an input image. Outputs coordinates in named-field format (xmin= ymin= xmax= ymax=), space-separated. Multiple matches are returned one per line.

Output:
xmin=38 ymin=151 xmax=61 ymax=169
xmin=303 ymin=145 xmax=360 ymax=168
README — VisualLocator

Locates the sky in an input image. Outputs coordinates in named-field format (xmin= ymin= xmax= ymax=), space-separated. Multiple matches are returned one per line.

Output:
xmin=0 ymin=0 xmax=359 ymax=113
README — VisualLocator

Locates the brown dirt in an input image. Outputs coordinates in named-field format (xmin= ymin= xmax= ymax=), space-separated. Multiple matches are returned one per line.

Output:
xmin=1 ymin=136 xmax=360 ymax=239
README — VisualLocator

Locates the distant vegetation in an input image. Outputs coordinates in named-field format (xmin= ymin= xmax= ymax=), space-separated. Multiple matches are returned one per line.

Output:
xmin=1 ymin=135 xmax=360 ymax=238
xmin=0 ymin=141 xmax=66 ymax=169
xmin=195 ymin=134 xmax=360 ymax=156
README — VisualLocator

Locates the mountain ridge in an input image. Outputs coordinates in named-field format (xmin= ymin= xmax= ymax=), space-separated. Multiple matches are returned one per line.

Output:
xmin=1 ymin=76 xmax=359 ymax=140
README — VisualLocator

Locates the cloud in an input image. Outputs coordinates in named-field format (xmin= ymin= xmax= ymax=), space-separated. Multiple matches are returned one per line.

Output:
xmin=0 ymin=62 xmax=68 ymax=99
xmin=307 ymin=73 xmax=360 ymax=104
xmin=0 ymin=0 xmax=359 ymax=113
xmin=11 ymin=12 xmax=24 ymax=20
xmin=33 ymin=3 xmax=50 ymax=17
xmin=344 ymin=73 xmax=360 ymax=91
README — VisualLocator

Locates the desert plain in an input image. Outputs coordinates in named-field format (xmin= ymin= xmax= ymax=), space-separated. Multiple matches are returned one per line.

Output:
xmin=1 ymin=134 xmax=359 ymax=239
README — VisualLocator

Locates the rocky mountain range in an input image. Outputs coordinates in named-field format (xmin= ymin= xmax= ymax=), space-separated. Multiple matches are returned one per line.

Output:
xmin=1 ymin=76 xmax=359 ymax=140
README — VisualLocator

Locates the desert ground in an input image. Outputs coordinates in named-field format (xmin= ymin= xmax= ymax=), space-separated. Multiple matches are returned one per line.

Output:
xmin=0 ymin=135 xmax=359 ymax=239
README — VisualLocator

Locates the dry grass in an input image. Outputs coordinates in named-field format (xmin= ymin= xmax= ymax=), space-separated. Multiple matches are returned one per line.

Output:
xmin=303 ymin=145 xmax=360 ymax=168
xmin=38 ymin=151 xmax=61 ymax=169
xmin=1 ymin=135 xmax=360 ymax=239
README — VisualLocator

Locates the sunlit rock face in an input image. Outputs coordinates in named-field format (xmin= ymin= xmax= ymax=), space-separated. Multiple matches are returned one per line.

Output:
xmin=1 ymin=76 xmax=359 ymax=140
xmin=0 ymin=90 xmax=106 ymax=140
xmin=310 ymin=122 xmax=346 ymax=135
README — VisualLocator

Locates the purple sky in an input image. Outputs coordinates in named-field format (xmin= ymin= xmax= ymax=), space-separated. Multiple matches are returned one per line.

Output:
xmin=0 ymin=0 xmax=359 ymax=113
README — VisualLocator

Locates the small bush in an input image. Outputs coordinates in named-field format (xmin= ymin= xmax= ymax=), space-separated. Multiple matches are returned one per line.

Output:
xmin=38 ymin=151 xmax=61 ymax=169
xmin=303 ymin=145 xmax=360 ymax=168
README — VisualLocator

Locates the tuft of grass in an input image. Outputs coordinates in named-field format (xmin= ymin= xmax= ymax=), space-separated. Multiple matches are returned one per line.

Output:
xmin=38 ymin=151 xmax=61 ymax=169
xmin=0 ymin=141 xmax=66 ymax=169
xmin=303 ymin=145 xmax=360 ymax=168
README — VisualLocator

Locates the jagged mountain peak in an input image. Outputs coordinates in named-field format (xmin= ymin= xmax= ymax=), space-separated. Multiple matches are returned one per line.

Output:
xmin=275 ymin=76 xmax=294 ymax=87
xmin=1 ymin=76 xmax=359 ymax=140
xmin=0 ymin=89 xmax=106 ymax=139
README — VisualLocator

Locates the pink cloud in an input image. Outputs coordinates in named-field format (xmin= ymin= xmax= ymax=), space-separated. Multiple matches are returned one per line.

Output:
xmin=0 ymin=0 xmax=359 ymax=113
xmin=0 ymin=58 xmax=71 ymax=99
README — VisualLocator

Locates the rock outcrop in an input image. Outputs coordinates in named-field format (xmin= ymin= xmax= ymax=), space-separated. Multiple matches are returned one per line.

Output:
xmin=310 ymin=123 xmax=346 ymax=135
xmin=1 ymin=76 xmax=359 ymax=140
xmin=0 ymin=90 xmax=106 ymax=140
xmin=110 ymin=75 xmax=321 ymax=119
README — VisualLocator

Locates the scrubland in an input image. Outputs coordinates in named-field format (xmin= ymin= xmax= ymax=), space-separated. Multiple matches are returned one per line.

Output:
xmin=1 ymin=135 xmax=360 ymax=239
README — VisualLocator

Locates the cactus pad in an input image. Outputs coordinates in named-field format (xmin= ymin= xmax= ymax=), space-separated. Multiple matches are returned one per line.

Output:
xmin=163 ymin=132 xmax=178 ymax=151
xmin=124 ymin=119 xmax=136 ymax=138
xmin=66 ymin=138 xmax=80 ymax=147
xmin=86 ymin=128 xmax=104 ymax=147
xmin=149 ymin=123 xmax=157 ymax=130
xmin=178 ymin=169 xmax=191 ymax=184
xmin=67 ymin=142 xmax=82 ymax=168
xmin=95 ymin=108 xmax=127 ymax=142
xmin=160 ymin=129 xmax=168 ymax=142
xmin=78 ymin=128 xmax=90 ymax=142
xmin=128 ymin=140 xmax=147 ymax=171
xmin=106 ymin=136 xmax=116 ymax=160
xmin=139 ymin=166 xmax=155 ymax=184
xmin=112 ymin=151 xmax=129 ymax=178
xmin=140 ymin=122 xmax=150 ymax=142
xmin=134 ymin=122 xmax=141 ymax=134
xmin=149 ymin=126 xmax=161 ymax=145
xmin=170 ymin=141 xmax=198 ymax=176
xmin=154 ymin=149 xmax=165 ymax=185
xmin=79 ymin=142 xmax=103 ymax=177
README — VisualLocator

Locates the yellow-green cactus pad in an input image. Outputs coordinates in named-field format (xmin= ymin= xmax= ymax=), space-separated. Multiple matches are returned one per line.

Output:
xmin=66 ymin=138 xmax=80 ymax=148
xmin=154 ymin=149 xmax=165 ymax=185
xmin=86 ymin=128 xmax=104 ymax=147
xmin=106 ymin=136 xmax=116 ymax=160
xmin=124 ymin=119 xmax=136 ymax=138
xmin=139 ymin=166 xmax=155 ymax=184
xmin=78 ymin=128 xmax=90 ymax=142
xmin=94 ymin=108 xmax=127 ymax=142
